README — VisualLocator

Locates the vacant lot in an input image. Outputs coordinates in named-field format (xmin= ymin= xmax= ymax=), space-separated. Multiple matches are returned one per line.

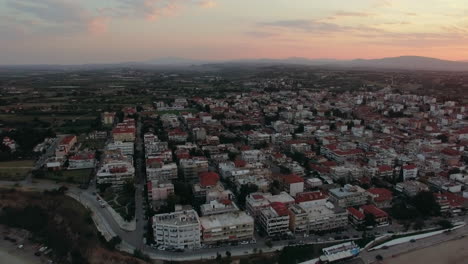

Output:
xmin=44 ymin=169 xmax=92 ymax=183
xmin=0 ymin=160 xmax=35 ymax=181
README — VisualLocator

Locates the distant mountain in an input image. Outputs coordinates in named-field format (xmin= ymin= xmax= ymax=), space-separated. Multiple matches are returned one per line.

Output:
xmin=3 ymin=56 xmax=468 ymax=72
xmin=343 ymin=56 xmax=468 ymax=71
xmin=145 ymin=57 xmax=212 ymax=65
xmin=144 ymin=56 xmax=468 ymax=71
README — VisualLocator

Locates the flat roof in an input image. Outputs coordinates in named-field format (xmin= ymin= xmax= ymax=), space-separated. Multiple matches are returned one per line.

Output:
xmin=200 ymin=211 xmax=253 ymax=230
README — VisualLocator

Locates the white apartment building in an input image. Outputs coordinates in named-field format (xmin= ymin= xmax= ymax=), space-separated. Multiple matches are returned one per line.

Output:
xmin=107 ymin=141 xmax=134 ymax=156
xmin=147 ymin=180 xmax=175 ymax=202
xmin=179 ymin=157 xmax=209 ymax=182
xmin=259 ymin=202 xmax=290 ymax=237
xmin=241 ymin=150 xmax=266 ymax=163
xmin=301 ymin=202 xmax=348 ymax=232
xmin=329 ymin=185 xmax=368 ymax=208
xmin=146 ymin=162 xmax=178 ymax=181
xmin=153 ymin=210 xmax=201 ymax=249
xmin=96 ymin=150 xmax=135 ymax=186
xmin=200 ymin=211 xmax=254 ymax=244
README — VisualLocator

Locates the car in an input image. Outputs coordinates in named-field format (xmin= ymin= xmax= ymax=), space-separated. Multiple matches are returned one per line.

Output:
xmin=382 ymin=246 xmax=389 ymax=250
xmin=410 ymin=239 xmax=416 ymax=243
xmin=240 ymin=241 xmax=249 ymax=245
xmin=18 ymin=245 xmax=24 ymax=249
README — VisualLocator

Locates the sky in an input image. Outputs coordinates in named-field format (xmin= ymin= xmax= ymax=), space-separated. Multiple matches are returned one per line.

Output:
xmin=1 ymin=0 xmax=468 ymax=64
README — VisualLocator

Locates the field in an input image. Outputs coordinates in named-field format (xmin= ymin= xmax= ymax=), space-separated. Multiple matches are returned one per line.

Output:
xmin=44 ymin=169 xmax=92 ymax=184
xmin=0 ymin=160 xmax=35 ymax=181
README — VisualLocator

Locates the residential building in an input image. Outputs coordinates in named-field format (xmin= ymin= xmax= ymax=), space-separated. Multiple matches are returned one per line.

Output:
xmin=360 ymin=205 xmax=389 ymax=226
xmin=96 ymin=150 xmax=134 ymax=186
xmin=200 ymin=211 xmax=254 ymax=244
xmin=179 ymin=157 xmax=209 ymax=182
xmin=395 ymin=181 xmax=429 ymax=197
xmin=259 ymin=202 xmax=290 ymax=237
xmin=366 ymin=188 xmax=393 ymax=208
xmin=55 ymin=135 xmax=77 ymax=158
xmin=147 ymin=180 xmax=174 ymax=202
xmin=153 ymin=210 xmax=201 ymax=249
xmin=301 ymin=202 xmax=348 ymax=232
xmin=68 ymin=151 xmax=95 ymax=170
xmin=107 ymin=141 xmax=134 ymax=156
xmin=329 ymin=185 xmax=368 ymax=208
xmin=282 ymin=174 xmax=305 ymax=197
xmin=146 ymin=159 xmax=178 ymax=181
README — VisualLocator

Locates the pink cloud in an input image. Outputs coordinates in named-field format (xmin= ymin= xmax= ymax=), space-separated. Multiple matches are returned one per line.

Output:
xmin=199 ymin=0 xmax=217 ymax=8
xmin=88 ymin=17 xmax=109 ymax=35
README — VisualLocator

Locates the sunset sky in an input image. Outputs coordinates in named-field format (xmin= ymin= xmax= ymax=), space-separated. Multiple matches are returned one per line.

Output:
xmin=1 ymin=0 xmax=468 ymax=64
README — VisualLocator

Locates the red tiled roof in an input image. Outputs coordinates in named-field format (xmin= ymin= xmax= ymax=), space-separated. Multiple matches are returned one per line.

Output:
xmin=361 ymin=204 xmax=388 ymax=218
xmin=441 ymin=148 xmax=461 ymax=156
xmin=403 ymin=164 xmax=417 ymax=170
xmin=60 ymin=135 xmax=76 ymax=145
xmin=348 ymin=207 xmax=365 ymax=220
xmin=270 ymin=202 xmax=289 ymax=216
xmin=295 ymin=191 xmax=328 ymax=203
xmin=69 ymin=153 xmax=95 ymax=160
xmin=234 ymin=160 xmax=247 ymax=168
xmin=378 ymin=165 xmax=393 ymax=172
xmin=199 ymin=171 xmax=220 ymax=187
xmin=283 ymin=174 xmax=304 ymax=184
xmin=367 ymin=188 xmax=393 ymax=202
xmin=252 ymin=194 xmax=264 ymax=200
xmin=113 ymin=127 xmax=136 ymax=134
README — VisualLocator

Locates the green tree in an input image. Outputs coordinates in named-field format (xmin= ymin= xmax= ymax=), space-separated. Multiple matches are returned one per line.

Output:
xmin=412 ymin=191 xmax=440 ymax=217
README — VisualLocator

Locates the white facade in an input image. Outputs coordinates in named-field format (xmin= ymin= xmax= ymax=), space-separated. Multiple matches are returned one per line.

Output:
xmin=153 ymin=210 xmax=201 ymax=249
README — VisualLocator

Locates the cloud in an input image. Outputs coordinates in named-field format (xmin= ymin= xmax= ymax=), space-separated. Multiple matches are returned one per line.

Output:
xmin=259 ymin=19 xmax=350 ymax=33
xmin=257 ymin=18 xmax=468 ymax=49
xmin=88 ymin=17 xmax=109 ymax=35
xmin=113 ymin=0 xmax=217 ymax=21
xmin=199 ymin=0 xmax=217 ymax=8
xmin=327 ymin=11 xmax=375 ymax=19
xmin=3 ymin=0 xmax=107 ymax=35
xmin=245 ymin=31 xmax=278 ymax=38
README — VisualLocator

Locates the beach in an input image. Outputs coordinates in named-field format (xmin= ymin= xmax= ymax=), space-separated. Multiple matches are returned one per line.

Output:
xmin=385 ymin=236 xmax=468 ymax=264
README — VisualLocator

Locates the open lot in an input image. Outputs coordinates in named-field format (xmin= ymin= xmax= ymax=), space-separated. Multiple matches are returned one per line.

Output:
xmin=44 ymin=169 xmax=92 ymax=183
xmin=0 ymin=160 xmax=35 ymax=181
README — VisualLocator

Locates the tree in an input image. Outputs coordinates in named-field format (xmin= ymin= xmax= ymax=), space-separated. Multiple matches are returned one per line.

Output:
xmin=108 ymin=236 xmax=122 ymax=249
xmin=437 ymin=219 xmax=453 ymax=229
xmin=413 ymin=219 xmax=425 ymax=230
xmin=238 ymin=184 xmax=258 ymax=207
xmin=364 ymin=213 xmax=376 ymax=227
xmin=412 ymin=191 xmax=440 ymax=217
xmin=265 ymin=240 xmax=273 ymax=248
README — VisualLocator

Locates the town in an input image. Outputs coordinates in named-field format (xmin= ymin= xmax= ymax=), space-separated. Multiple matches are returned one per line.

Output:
xmin=1 ymin=66 xmax=468 ymax=264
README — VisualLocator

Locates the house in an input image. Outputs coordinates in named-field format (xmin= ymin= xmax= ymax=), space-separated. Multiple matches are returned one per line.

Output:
xmin=55 ymin=135 xmax=77 ymax=158
xmin=402 ymin=164 xmax=418 ymax=180
xmin=360 ymin=205 xmax=389 ymax=226
xmin=68 ymin=151 xmax=95 ymax=170
xmin=282 ymin=174 xmax=305 ymax=197
xmin=366 ymin=188 xmax=393 ymax=208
